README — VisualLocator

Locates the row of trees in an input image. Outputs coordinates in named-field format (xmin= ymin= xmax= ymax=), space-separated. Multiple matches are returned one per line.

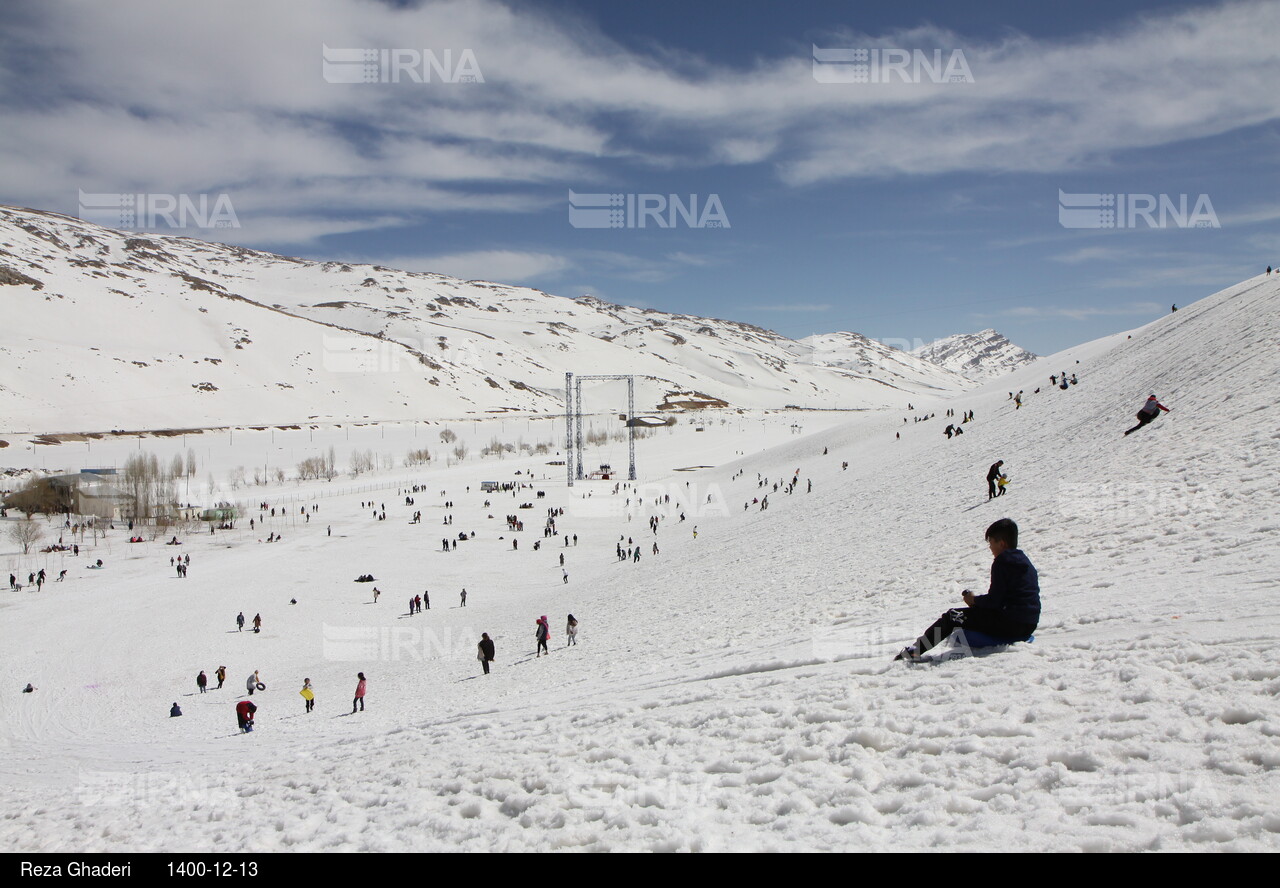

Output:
xmin=121 ymin=452 xmax=181 ymax=523
xmin=297 ymin=447 xmax=338 ymax=481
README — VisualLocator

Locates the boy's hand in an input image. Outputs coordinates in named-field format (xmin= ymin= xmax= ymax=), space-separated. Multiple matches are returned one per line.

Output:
xmin=962 ymin=590 xmax=975 ymax=605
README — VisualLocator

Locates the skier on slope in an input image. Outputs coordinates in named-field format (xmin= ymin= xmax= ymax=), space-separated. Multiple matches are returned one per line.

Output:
xmin=895 ymin=519 xmax=1040 ymax=661
xmin=1124 ymin=395 xmax=1171 ymax=436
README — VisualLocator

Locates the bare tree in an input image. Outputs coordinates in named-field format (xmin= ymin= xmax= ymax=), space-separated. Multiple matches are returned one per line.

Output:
xmin=10 ymin=516 xmax=43 ymax=555
xmin=405 ymin=448 xmax=431 ymax=466
xmin=439 ymin=429 xmax=457 ymax=444
xmin=452 ymin=443 xmax=468 ymax=461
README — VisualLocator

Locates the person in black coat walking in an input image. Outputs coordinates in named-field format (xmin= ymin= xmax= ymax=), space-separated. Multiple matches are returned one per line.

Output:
xmin=478 ymin=633 xmax=495 ymax=674
xmin=986 ymin=460 xmax=1004 ymax=500
xmin=895 ymin=519 xmax=1040 ymax=660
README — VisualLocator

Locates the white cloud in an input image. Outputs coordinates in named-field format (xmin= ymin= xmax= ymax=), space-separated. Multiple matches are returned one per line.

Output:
xmin=375 ymin=250 xmax=572 ymax=283
xmin=3 ymin=0 xmax=1280 ymax=220
xmin=996 ymin=301 xmax=1163 ymax=321
xmin=1050 ymin=246 xmax=1134 ymax=264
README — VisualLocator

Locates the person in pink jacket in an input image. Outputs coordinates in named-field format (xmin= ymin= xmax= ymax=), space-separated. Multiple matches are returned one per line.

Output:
xmin=352 ymin=672 xmax=366 ymax=713
xmin=535 ymin=616 xmax=550 ymax=657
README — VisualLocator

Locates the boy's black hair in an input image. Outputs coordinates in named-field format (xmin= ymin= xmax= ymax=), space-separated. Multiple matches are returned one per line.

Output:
xmin=985 ymin=518 xmax=1019 ymax=549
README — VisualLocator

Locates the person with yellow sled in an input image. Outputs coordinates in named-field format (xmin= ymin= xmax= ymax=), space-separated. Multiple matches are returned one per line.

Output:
xmin=300 ymin=678 xmax=315 ymax=713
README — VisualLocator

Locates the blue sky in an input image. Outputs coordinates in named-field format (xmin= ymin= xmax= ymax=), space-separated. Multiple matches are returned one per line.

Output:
xmin=3 ymin=0 xmax=1278 ymax=355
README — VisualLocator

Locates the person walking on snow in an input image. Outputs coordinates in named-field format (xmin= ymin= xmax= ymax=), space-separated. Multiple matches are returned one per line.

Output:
xmin=1124 ymin=395 xmax=1171 ymax=436
xmin=196 ymin=670 xmax=207 ymax=693
xmin=301 ymin=678 xmax=314 ymax=713
xmin=460 ymin=588 xmax=467 ymax=607
xmin=478 ymin=633 xmax=495 ymax=674
xmin=252 ymin=613 xmax=262 ymax=633
xmin=566 ymin=614 xmax=578 ymax=646
xmin=535 ymin=616 xmax=551 ymax=657
xmin=895 ymin=519 xmax=1040 ymax=661
xmin=352 ymin=673 xmax=367 ymax=712
xmin=246 ymin=670 xmax=262 ymax=695
xmin=216 ymin=666 xmax=226 ymax=689
xmin=986 ymin=460 xmax=1004 ymax=501
xmin=236 ymin=612 xmax=245 ymax=632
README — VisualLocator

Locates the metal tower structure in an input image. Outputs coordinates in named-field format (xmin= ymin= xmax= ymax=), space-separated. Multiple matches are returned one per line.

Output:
xmin=564 ymin=372 xmax=636 ymax=486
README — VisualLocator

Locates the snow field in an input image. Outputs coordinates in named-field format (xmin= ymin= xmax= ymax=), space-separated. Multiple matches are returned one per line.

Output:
xmin=1 ymin=274 xmax=1279 ymax=851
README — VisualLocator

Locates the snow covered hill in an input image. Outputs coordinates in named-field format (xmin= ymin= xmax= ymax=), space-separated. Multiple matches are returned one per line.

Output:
xmin=911 ymin=328 xmax=1037 ymax=381
xmin=1 ymin=270 xmax=1277 ymax=852
xmin=0 ymin=207 xmax=972 ymax=434
xmin=796 ymin=330 xmax=979 ymax=395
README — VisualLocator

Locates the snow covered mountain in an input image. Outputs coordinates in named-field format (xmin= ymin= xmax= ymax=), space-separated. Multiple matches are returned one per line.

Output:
xmin=911 ymin=329 xmax=1037 ymax=381
xmin=0 ymin=206 xmax=973 ymax=433
xmin=795 ymin=331 xmax=975 ymax=395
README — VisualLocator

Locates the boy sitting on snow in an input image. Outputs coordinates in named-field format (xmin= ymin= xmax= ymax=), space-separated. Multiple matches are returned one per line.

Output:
xmin=895 ymin=518 xmax=1040 ymax=661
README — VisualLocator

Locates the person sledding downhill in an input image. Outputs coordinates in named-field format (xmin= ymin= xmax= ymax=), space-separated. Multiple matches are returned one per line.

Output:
xmin=895 ymin=519 xmax=1040 ymax=661
xmin=1124 ymin=395 xmax=1171 ymax=436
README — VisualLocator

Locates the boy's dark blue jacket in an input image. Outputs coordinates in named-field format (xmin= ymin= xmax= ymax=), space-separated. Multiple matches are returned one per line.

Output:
xmin=971 ymin=548 xmax=1040 ymax=625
